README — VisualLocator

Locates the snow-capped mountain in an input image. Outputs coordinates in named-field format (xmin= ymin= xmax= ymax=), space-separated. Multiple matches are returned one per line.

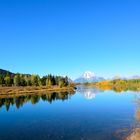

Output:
xmin=74 ymin=71 xmax=105 ymax=83
xmin=82 ymin=71 xmax=95 ymax=79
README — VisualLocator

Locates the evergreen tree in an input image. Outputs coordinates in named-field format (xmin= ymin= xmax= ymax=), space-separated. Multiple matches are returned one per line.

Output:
xmin=20 ymin=75 xmax=26 ymax=86
xmin=0 ymin=75 xmax=3 ymax=86
xmin=41 ymin=77 xmax=47 ymax=86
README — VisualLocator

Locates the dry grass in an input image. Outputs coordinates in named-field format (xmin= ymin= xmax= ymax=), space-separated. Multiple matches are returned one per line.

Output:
xmin=0 ymin=86 xmax=75 ymax=95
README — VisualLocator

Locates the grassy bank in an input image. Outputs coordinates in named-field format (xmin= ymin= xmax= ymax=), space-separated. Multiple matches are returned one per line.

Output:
xmin=0 ymin=86 xmax=75 ymax=95
xmin=81 ymin=79 xmax=140 ymax=92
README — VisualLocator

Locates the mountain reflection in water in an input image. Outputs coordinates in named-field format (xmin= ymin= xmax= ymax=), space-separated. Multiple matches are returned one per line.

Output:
xmin=77 ymin=86 xmax=140 ymax=140
xmin=0 ymin=92 xmax=75 ymax=111
xmin=1 ymin=87 xmax=140 ymax=140
xmin=76 ymin=86 xmax=103 ymax=100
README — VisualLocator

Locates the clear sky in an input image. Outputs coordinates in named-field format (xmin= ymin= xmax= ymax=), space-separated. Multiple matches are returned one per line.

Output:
xmin=0 ymin=0 xmax=140 ymax=79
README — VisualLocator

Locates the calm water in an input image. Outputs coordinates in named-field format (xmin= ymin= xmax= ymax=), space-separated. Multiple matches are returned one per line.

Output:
xmin=0 ymin=86 xmax=140 ymax=140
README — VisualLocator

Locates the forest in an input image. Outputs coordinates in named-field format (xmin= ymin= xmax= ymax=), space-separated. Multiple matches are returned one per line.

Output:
xmin=0 ymin=70 xmax=71 ymax=88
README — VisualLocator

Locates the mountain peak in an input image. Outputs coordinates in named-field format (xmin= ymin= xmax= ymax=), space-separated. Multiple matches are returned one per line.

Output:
xmin=74 ymin=71 xmax=105 ymax=83
xmin=82 ymin=71 xmax=95 ymax=79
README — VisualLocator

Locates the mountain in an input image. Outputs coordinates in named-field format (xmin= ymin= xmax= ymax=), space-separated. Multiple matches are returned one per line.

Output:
xmin=130 ymin=75 xmax=140 ymax=79
xmin=0 ymin=69 xmax=14 ymax=76
xmin=111 ymin=75 xmax=140 ymax=80
xmin=0 ymin=69 xmax=31 ymax=77
xmin=74 ymin=71 xmax=105 ymax=83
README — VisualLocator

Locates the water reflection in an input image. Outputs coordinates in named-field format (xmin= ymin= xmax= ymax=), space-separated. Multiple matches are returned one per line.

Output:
xmin=0 ymin=92 xmax=75 ymax=111
xmin=77 ymin=86 xmax=140 ymax=139
xmin=1 ymin=86 xmax=140 ymax=140
xmin=76 ymin=86 xmax=103 ymax=100
xmin=94 ymin=85 xmax=140 ymax=93
xmin=125 ymin=95 xmax=140 ymax=140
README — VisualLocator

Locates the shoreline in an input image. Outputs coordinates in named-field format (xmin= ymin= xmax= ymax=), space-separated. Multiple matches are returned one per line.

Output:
xmin=0 ymin=86 xmax=75 ymax=95
xmin=78 ymin=83 xmax=140 ymax=92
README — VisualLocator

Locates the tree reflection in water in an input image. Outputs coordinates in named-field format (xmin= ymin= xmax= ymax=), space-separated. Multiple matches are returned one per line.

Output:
xmin=0 ymin=92 xmax=75 ymax=111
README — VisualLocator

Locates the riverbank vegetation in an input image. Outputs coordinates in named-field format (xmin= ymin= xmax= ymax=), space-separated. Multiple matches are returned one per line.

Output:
xmin=0 ymin=86 xmax=75 ymax=95
xmin=0 ymin=69 xmax=75 ymax=94
xmin=82 ymin=79 xmax=140 ymax=92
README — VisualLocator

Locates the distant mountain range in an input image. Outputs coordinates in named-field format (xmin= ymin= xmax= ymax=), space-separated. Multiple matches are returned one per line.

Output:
xmin=0 ymin=69 xmax=140 ymax=83
xmin=131 ymin=75 xmax=140 ymax=79
xmin=111 ymin=75 xmax=140 ymax=80
xmin=74 ymin=71 xmax=105 ymax=83
xmin=74 ymin=71 xmax=140 ymax=83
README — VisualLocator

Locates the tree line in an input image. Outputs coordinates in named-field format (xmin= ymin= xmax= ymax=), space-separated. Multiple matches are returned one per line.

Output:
xmin=110 ymin=79 xmax=140 ymax=85
xmin=0 ymin=73 xmax=71 ymax=87
xmin=90 ymin=78 xmax=140 ymax=92
xmin=93 ymin=78 xmax=140 ymax=87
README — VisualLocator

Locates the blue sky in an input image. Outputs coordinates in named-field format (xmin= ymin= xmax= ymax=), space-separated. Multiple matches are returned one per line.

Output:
xmin=0 ymin=0 xmax=140 ymax=79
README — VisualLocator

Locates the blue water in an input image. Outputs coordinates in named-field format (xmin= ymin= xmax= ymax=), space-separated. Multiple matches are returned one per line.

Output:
xmin=0 ymin=86 xmax=139 ymax=140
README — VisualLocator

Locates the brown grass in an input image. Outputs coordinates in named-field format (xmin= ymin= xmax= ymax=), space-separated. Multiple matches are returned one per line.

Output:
xmin=0 ymin=86 xmax=75 ymax=95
